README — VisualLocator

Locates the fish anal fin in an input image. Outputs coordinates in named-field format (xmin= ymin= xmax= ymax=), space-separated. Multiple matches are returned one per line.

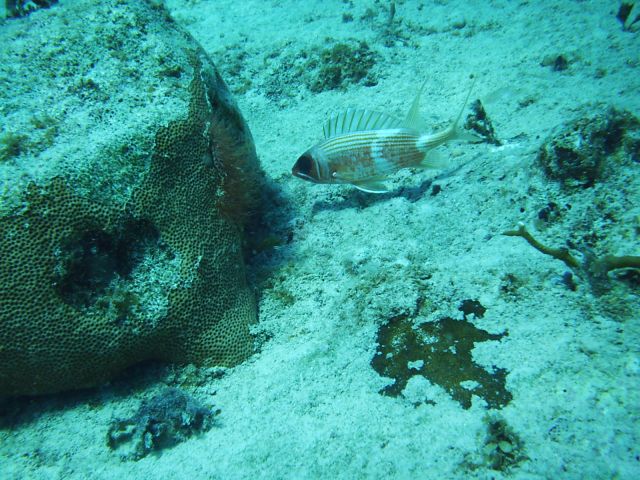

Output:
xmin=418 ymin=149 xmax=448 ymax=169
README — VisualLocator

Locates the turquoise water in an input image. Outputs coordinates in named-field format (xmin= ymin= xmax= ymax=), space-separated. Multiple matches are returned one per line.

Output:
xmin=1 ymin=1 xmax=639 ymax=479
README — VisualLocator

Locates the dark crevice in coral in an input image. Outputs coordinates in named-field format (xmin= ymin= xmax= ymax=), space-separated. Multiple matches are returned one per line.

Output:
xmin=5 ymin=0 xmax=58 ymax=18
xmin=55 ymin=218 xmax=162 ymax=308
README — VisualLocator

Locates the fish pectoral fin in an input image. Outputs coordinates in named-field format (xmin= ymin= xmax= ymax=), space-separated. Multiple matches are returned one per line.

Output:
xmin=353 ymin=180 xmax=390 ymax=193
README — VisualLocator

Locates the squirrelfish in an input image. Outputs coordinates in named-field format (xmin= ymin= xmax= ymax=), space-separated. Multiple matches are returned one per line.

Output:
xmin=292 ymin=79 xmax=476 ymax=193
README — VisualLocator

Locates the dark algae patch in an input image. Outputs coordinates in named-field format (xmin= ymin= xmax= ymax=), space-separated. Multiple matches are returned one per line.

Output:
xmin=304 ymin=40 xmax=377 ymax=93
xmin=371 ymin=300 xmax=511 ymax=409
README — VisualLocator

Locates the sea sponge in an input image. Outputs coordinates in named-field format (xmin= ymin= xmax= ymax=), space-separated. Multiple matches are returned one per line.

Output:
xmin=107 ymin=388 xmax=218 ymax=461
xmin=0 ymin=0 xmax=263 ymax=396
xmin=306 ymin=40 xmax=378 ymax=92
xmin=538 ymin=106 xmax=640 ymax=188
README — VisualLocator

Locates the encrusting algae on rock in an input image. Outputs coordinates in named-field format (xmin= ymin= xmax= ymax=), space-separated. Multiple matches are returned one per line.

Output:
xmin=0 ymin=0 xmax=265 ymax=396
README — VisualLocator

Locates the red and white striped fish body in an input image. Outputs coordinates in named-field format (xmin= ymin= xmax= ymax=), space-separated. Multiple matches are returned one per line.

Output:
xmin=292 ymin=79 xmax=476 ymax=193
xmin=311 ymin=128 xmax=427 ymax=185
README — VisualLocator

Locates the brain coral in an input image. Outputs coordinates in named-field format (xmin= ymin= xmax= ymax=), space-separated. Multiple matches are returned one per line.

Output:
xmin=0 ymin=0 xmax=263 ymax=395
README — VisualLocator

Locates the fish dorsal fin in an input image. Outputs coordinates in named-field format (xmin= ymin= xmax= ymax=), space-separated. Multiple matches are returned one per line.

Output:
xmin=402 ymin=79 xmax=428 ymax=131
xmin=323 ymin=108 xmax=403 ymax=139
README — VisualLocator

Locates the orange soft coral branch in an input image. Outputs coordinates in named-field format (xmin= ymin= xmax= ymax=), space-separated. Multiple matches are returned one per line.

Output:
xmin=502 ymin=222 xmax=640 ymax=285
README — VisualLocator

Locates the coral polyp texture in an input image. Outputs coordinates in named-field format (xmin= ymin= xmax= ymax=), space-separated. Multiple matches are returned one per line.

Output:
xmin=0 ymin=0 xmax=263 ymax=396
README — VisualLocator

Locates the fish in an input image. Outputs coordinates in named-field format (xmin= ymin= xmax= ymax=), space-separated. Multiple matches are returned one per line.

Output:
xmin=291 ymin=78 xmax=477 ymax=193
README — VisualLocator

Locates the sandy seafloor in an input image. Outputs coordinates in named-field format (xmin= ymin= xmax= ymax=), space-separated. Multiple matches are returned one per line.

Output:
xmin=2 ymin=0 xmax=640 ymax=479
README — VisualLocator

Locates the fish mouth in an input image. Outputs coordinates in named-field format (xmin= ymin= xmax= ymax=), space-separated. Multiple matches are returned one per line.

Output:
xmin=292 ymin=153 xmax=319 ymax=183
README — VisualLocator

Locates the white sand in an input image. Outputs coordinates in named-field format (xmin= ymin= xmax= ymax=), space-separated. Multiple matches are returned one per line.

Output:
xmin=1 ymin=1 xmax=639 ymax=478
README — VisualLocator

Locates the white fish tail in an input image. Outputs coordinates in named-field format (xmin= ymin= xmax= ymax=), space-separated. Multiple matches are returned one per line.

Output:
xmin=416 ymin=77 xmax=478 ymax=154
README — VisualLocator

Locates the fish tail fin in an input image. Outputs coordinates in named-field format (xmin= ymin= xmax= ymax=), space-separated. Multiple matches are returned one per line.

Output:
xmin=416 ymin=76 xmax=479 ymax=154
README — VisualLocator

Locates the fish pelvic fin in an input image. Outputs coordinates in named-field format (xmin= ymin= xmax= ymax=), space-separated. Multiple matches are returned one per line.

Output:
xmin=352 ymin=180 xmax=389 ymax=193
